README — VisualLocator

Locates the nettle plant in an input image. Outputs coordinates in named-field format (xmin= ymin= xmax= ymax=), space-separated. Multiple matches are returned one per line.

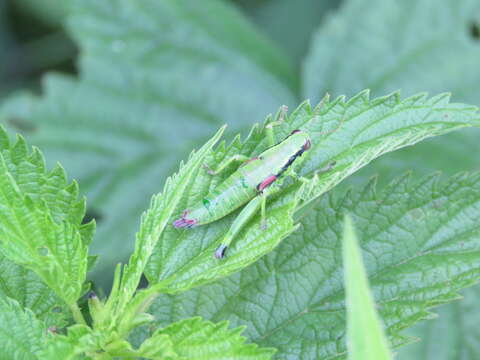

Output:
xmin=1 ymin=91 xmax=480 ymax=359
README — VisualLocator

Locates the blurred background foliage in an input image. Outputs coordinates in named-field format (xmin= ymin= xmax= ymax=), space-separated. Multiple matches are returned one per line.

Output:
xmin=0 ymin=0 xmax=479 ymax=357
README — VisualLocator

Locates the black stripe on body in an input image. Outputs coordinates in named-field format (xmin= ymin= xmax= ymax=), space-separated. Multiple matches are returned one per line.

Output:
xmin=275 ymin=147 xmax=305 ymax=178
xmin=254 ymin=147 xmax=305 ymax=191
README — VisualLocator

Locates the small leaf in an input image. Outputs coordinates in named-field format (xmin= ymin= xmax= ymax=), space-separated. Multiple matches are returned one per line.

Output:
xmin=0 ymin=296 xmax=48 ymax=360
xmin=137 ymin=333 xmax=177 ymax=359
xmin=39 ymin=324 xmax=97 ymax=360
xmin=148 ymin=317 xmax=275 ymax=360
xmin=0 ymin=254 xmax=67 ymax=327
xmin=0 ymin=126 xmax=92 ymax=307
xmin=343 ymin=215 xmax=392 ymax=360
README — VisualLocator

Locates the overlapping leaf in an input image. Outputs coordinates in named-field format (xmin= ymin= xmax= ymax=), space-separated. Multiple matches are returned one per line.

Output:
xmin=304 ymin=0 xmax=480 ymax=103
xmin=39 ymin=324 xmax=97 ymax=360
xmin=303 ymin=0 xmax=480 ymax=183
xmin=0 ymin=254 xmax=67 ymax=327
xmin=148 ymin=317 xmax=275 ymax=360
xmin=144 ymin=91 xmax=480 ymax=293
xmin=0 ymin=296 xmax=48 ymax=360
xmin=302 ymin=2 xmax=480 ymax=349
xmin=40 ymin=322 xmax=170 ymax=359
xmin=398 ymin=286 xmax=480 ymax=359
xmin=135 ymin=332 xmax=176 ymax=360
xmin=0 ymin=126 xmax=94 ymax=307
xmin=108 ymin=126 xmax=226 ymax=330
xmin=146 ymin=172 xmax=480 ymax=359
xmin=0 ymin=0 xmax=296 ymax=284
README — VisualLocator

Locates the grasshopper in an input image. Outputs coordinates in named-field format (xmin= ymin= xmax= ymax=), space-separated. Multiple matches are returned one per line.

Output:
xmin=173 ymin=105 xmax=336 ymax=259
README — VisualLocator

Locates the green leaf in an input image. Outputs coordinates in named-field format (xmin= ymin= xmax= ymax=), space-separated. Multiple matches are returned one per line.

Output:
xmin=136 ymin=332 xmax=177 ymax=360
xmin=146 ymin=172 xmax=480 ymax=359
xmin=278 ymin=92 xmax=480 ymax=212
xmin=0 ymin=0 xmax=296 ymax=284
xmin=304 ymin=0 xmax=480 ymax=103
xmin=147 ymin=317 xmax=275 ymax=360
xmin=0 ymin=296 xmax=48 ymax=360
xmin=0 ymin=254 xmax=67 ymax=327
xmin=40 ymin=323 xmax=137 ymax=359
xmin=398 ymin=285 xmax=480 ymax=360
xmin=343 ymin=215 xmax=392 ymax=360
xmin=143 ymin=91 xmax=479 ymax=293
xmin=107 ymin=126 xmax=226 ymax=334
xmin=39 ymin=324 xmax=97 ymax=360
xmin=0 ymin=126 xmax=92 ymax=307
xmin=236 ymin=0 xmax=340 ymax=69
xmin=349 ymin=128 xmax=480 ymax=189
xmin=303 ymin=0 xmax=480 ymax=182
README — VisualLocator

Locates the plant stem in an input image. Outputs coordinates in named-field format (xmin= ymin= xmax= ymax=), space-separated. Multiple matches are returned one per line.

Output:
xmin=70 ymin=302 xmax=87 ymax=325
xmin=115 ymin=282 xmax=168 ymax=338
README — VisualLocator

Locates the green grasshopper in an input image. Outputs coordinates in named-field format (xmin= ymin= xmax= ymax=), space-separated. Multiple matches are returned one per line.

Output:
xmin=173 ymin=106 xmax=336 ymax=259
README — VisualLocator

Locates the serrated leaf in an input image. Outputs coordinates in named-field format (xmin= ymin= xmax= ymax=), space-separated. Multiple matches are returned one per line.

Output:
xmin=137 ymin=332 xmax=176 ymax=360
xmin=0 ymin=0 xmax=296 ymax=284
xmin=398 ymin=285 xmax=480 ymax=360
xmin=39 ymin=324 xmax=97 ymax=360
xmin=303 ymin=0 xmax=480 ymax=182
xmin=304 ymin=0 xmax=480 ymax=103
xmin=107 ymin=126 xmax=226 ymax=333
xmin=144 ymin=92 xmax=480 ymax=293
xmin=0 ymin=296 xmax=48 ymax=360
xmin=147 ymin=317 xmax=275 ymax=360
xmin=343 ymin=215 xmax=392 ymax=360
xmin=0 ymin=126 xmax=92 ymax=308
xmin=0 ymin=254 xmax=67 ymax=327
xmin=146 ymin=172 xmax=480 ymax=359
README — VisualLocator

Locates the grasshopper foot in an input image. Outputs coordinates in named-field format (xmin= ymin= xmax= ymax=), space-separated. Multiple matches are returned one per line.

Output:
xmin=261 ymin=220 xmax=268 ymax=231
xmin=214 ymin=244 xmax=228 ymax=259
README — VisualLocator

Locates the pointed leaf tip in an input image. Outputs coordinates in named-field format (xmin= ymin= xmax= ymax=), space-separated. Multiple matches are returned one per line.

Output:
xmin=343 ymin=215 xmax=393 ymax=360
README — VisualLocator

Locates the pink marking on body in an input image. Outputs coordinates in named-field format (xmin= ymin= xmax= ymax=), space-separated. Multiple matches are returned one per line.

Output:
xmin=303 ymin=139 xmax=311 ymax=151
xmin=257 ymin=175 xmax=277 ymax=192
xmin=173 ymin=210 xmax=198 ymax=228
